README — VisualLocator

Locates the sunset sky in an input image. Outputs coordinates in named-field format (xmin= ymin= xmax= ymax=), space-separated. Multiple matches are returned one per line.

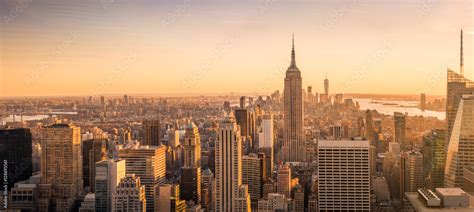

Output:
xmin=1 ymin=0 xmax=472 ymax=97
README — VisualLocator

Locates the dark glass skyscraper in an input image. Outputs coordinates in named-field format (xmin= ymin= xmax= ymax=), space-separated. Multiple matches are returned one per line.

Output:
xmin=0 ymin=128 xmax=32 ymax=191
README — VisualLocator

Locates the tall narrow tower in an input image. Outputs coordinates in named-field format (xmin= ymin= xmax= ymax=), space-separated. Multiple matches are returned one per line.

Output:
xmin=283 ymin=35 xmax=305 ymax=162
xmin=324 ymin=73 xmax=329 ymax=98
xmin=460 ymin=29 xmax=464 ymax=76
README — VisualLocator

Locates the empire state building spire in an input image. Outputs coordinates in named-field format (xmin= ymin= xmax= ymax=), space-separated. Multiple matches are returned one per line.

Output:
xmin=461 ymin=29 xmax=464 ymax=76
xmin=290 ymin=34 xmax=297 ymax=68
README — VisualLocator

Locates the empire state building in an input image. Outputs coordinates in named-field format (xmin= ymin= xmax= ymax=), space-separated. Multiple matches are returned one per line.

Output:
xmin=283 ymin=36 xmax=305 ymax=162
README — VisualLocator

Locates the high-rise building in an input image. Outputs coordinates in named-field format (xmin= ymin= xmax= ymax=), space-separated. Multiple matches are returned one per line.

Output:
xmin=201 ymin=168 xmax=214 ymax=210
xmin=181 ymin=122 xmax=201 ymax=204
xmin=446 ymin=30 xmax=474 ymax=150
xmin=242 ymin=153 xmax=261 ymax=207
xmin=401 ymin=151 xmax=424 ymax=193
xmin=318 ymin=140 xmax=371 ymax=211
xmin=420 ymin=93 xmax=426 ymax=111
xmin=422 ymin=129 xmax=446 ymax=189
xmin=257 ymin=193 xmax=289 ymax=211
xmin=258 ymin=114 xmax=274 ymax=180
xmin=114 ymin=174 xmax=146 ymax=212
xmin=143 ymin=119 xmax=161 ymax=146
xmin=293 ymin=183 xmax=304 ymax=211
xmin=95 ymin=159 xmax=126 ymax=212
xmin=276 ymin=164 xmax=291 ymax=199
xmin=0 ymin=128 xmax=32 ymax=191
xmin=234 ymin=108 xmax=250 ymax=138
xmin=183 ymin=122 xmax=201 ymax=168
xmin=119 ymin=145 xmax=166 ymax=211
xmin=38 ymin=124 xmax=82 ymax=212
xmin=214 ymin=113 xmax=251 ymax=211
xmin=156 ymin=184 xmax=186 ymax=212
xmin=394 ymin=112 xmax=407 ymax=150
xmin=283 ymin=35 xmax=305 ymax=162
xmin=445 ymin=95 xmax=474 ymax=188
xmin=82 ymin=138 xmax=106 ymax=192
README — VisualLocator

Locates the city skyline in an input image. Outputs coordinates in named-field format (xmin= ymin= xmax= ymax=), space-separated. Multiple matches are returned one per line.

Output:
xmin=1 ymin=0 xmax=472 ymax=97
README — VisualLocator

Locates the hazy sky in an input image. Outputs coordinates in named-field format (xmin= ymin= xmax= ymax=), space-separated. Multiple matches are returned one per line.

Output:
xmin=1 ymin=0 xmax=472 ymax=97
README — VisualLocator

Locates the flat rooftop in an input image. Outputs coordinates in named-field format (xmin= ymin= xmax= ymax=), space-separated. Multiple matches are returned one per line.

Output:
xmin=436 ymin=188 xmax=469 ymax=196
xmin=318 ymin=140 xmax=369 ymax=148
xmin=405 ymin=192 xmax=474 ymax=212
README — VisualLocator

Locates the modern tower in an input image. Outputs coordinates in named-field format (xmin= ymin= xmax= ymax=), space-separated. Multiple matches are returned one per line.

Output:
xmin=0 ymin=128 xmax=32 ymax=191
xmin=446 ymin=29 xmax=474 ymax=149
xmin=95 ymin=159 xmax=126 ymax=212
xmin=143 ymin=119 xmax=161 ymax=146
xmin=445 ymin=95 xmax=474 ymax=188
xmin=119 ymin=145 xmax=166 ymax=211
xmin=214 ymin=113 xmax=251 ymax=211
xmin=38 ymin=124 xmax=82 ymax=212
xmin=422 ymin=129 xmax=446 ymax=189
xmin=82 ymin=137 xmax=106 ymax=192
xmin=283 ymin=35 xmax=305 ymax=162
xmin=318 ymin=140 xmax=371 ymax=211
xmin=258 ymin=114 xmax=274 ymax=179
xmin=394 ymin=112 xmax=407 ymax=150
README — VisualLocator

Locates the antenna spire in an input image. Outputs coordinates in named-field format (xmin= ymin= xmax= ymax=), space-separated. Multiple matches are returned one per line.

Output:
xmin=461 ymin=29 xmax=464 ymax=76
xmin=290 ymin=33 xmax=296 ymax=68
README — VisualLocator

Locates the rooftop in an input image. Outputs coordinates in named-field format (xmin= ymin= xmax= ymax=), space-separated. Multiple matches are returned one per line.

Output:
xmin=318 ymin=140 xmax=369 ymax=148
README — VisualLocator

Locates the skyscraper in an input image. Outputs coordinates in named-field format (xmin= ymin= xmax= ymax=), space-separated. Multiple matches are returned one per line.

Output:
xmin=394 ymin=112 xmax=407 ymax=150
xmin=317 ymin=140 xmax=371 ymax=211
xmin=143 ymin=119 xmax=161 ymax=146
xmin=445 ymin=95 xmax=474 ymax=188
xmin=95 ymin=159 xmax=126 ymax=212
xmin=181 ymin=122 xmax=201 ymax=204
xmin=234 ymin=108 xmax=250 ymax=138
xmin=38 ymin=124 xmax=82 ymax=211
xmin=119 ymin=145 xmax=166 ymax=211
xmin=402 ymin=151 xmax=424 ymax=192
xmin=0 ymin=128 xmax=32 ymax=191
xmin=446 ymin=30 xmax=474 ymax=148
xmin=82 ymin=138 xmax=106 ymax=192
xmin=422 ymin=129 xmax=446 ymax=189
xmin=283 ymin=35 xmax=305 ymax=162
xmin=214 ymin=113 xmax=251 ymax=211
xmin=258 ymin=114 xmax=274 ymax=179
xmin=420 ymin=93 xmax=426 ymax=111
xmin=242 ymin=153 xmax=261 ymax=207
xmin=276 ymin=164 xmax=291 ymax=199
xmin=114 ymin=174 xmax=146 ymax=212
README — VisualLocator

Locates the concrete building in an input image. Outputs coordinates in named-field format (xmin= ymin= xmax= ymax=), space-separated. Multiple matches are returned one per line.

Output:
xmin=257 ymin=193 xmax=289 ymax=212
xmin=79 ymin=193 xmax=95 ymax=212
xmin=317 ymin=140 xmax=371 ymax=211
xmin=119 ymin=145 xmax=166 ymax=211
xmin=156 ymin=184 xmax=186 ymax=212
xmin=38 ymin=124 xmax=83 ymax=212
xmin=242 ymin=153 xmax=262 ymax=207
xmin=114 ymin=174 xmax=146 ymax=212
xmin=404 ymin=188 xmax=473 ymax=211
xmin=9 ymin=174 xmax=40 ymax=211
xmin=463 ymin=166 xmax=474 ymax=192
xmin=276 ymin=164 xmax=291 ymax=199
